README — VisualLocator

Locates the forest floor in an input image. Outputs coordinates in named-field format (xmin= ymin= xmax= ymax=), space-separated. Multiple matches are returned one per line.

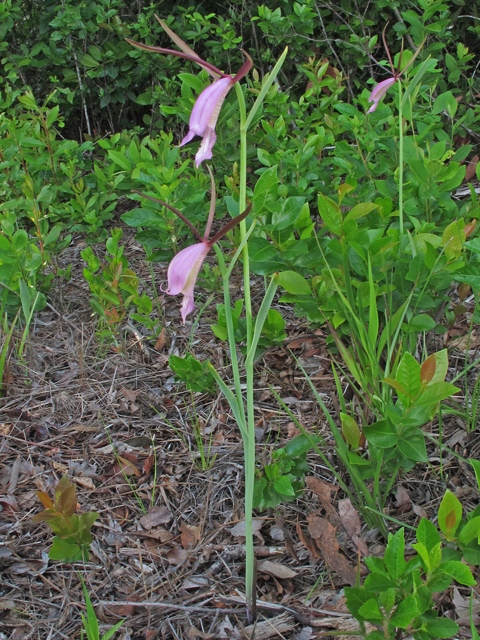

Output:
xmin=1 ymin=221 xmax=479 ymax=640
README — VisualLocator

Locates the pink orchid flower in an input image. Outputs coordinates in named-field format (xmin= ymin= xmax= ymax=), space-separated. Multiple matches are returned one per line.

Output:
xmin=367 ymin=26 xmax=426 ymax=113
xmin=134 ymin=167 xmax=252 ymax=323
xmin=127 ymin=16 xmax=253 ymax=167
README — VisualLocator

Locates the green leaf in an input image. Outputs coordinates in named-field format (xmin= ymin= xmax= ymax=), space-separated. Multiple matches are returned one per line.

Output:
xmin=442 ymin=219 xmax=465 ymax=260
xmin=423 ymin=617 xmax=459 ymax=638
xmin=107 ymin=150 xmax=132 ymax=172
xmin=318 ymin=193 xmax=342 ymax=236
xmin=384 ymin=528 xmax=406 ymax=580
xmin=285 ymin=434 xmax=319 ymax=458
xmin=344 ymin=202 xmax=377 ymax=223
xmin=470 ymin=458 xmax=480 ymax=492
xmin=432 ymin=91 xmax=458 ymax=118
xmin=396 ymin=352 xmax=422 ymax=401
xmin=440 ymin=561 xmax=476 ymax=586
xmin=273 ymin=475 xmax=296 ymax=496
xmin=277 ymin=271 xmax=311 ymax=295
xmin=340 ymin=413 xmax=361 ymax=449
xmin=253 ymin=165 xmax=278 ymax=212
xmin=79 ymin=574 xmax=100 ymax=640
xmin=398 ymin=430 xmax=428 ymax=462
xmin=438 ymin=490 xmax=462 ymax=538
xmin=416 ymin=518 xmax=441 ymax=552
xmin=390 ymin=595 xmax=418 ymax=628
xmin=362 ymin=420 xmax=398 ymax=448
xmin=49 ymin=538 xmax=82 ymax=562
xmin=46 ymin=105 xmax=59 ymax=128
xmin=458 ymin=516 xmax=480 ymax=545
xmin=471 ymin=593 xmax=480 ymax=640
xmin=101 ymin=619 xmax=125 ymax=640
xmin=412 ymin=542 xmax=431 ymax=572
xmin=12 ymin=229 xmax=29 ymax=253
xmin=410 ymin=314 xmax=436 ymax=332
xmin=358 ymin=598 xmax=383 ymax=620
xmin=414 ymin=382 xmax=459 ymax=407
xmin=344 ymin=587 xmax=370 ymax=620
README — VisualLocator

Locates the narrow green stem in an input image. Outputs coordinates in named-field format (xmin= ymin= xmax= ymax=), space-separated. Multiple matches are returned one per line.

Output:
xmin=234 ymin=81 xmax=255 ymax=622
xmin=234 ymin=82 xmax=253 ymax=346
xmin=398 ymin=81 xmax=404 ymax=241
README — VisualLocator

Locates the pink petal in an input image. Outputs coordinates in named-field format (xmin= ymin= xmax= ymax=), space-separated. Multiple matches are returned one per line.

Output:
xmin=167 ymin=243 xmax=209 ymax=295
xmin=187 ymin=76 xmax=233 ymax=137
xmin=195 ymin=127 xmax=216 ymax=168
xmin=181 ymin=294 xmax=195 ymax=324
xmin=367 ymin=77 xmax=396 ymax=113
xmin=166 ymin=242 xmax=210 ymax=323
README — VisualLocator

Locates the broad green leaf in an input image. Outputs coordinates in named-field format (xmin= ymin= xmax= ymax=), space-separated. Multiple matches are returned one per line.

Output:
xmin=285 ymin=434 xmax=319 ymax=457
xmin=344 ymin=202 xmax=377 ymax=223
xmin=398 ymin=431 xmax=428 ymax=462
xmin=412 ymin=542 xmax=431 ymax=572
xmin=416 ymin=518 xmax=441 ymax=552
xmin=253 ymin=165 xmax=278 ymax=212
xmin=273 ymin=475 xmax=296 ymax=496
xmin=442 ymin=219 xmax=465 ymax=260
xmin=49 ymin=538 xmax=82 ymax=561
xmin=459 ymin=516 xmax=480 ymax=545
xmin=384 ymin=528 xmax=406 ymax=580
xmin=358 ymin=598 xmax=383 ymax=620
xmin=12 ymin=229 xmax=28 ymax=252
xmin=390 ymin=595 xmax=418 ymax=629
xmin=410 ymin=314 xmax=436 ymax=332
xmin=107 ymin=150 xmax=132 ymax=172
xmin=414 ymin=382 xmax=459 ymax=407
xmin=363 ymin=420 xmax=398 ymax=448
xmin=432 ymin=91 xmax=458 ymax=117
xmin=440 ymin=560 xmax=476 ymax=586
xmin=423 ymin=617 xmax=459 ymax=638
xmin=318 ymin=193 xmax=342 ymax=236
xmin=430 ymin=350 xmax=448 ymax=385
xmin=396 ymin=352 xmax=422 ymax=402
xmin=340 ymin=413 xmax=361 ymax=449
xmin=438 ymin=490 xmax=462 ymax=538
xmin=277 ymin=271 xmax=311 ymax=295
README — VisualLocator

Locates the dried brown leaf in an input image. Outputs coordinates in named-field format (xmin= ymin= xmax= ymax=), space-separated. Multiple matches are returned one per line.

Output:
xmin=229 ymin=518 xmax=263 ymax=538
xmin=167 ymin=546 xmax=188 ymax=565
xmin=257 ymin=560 xmax=297 ymax=579
xmin=139 ymin=506 xmax=172 ymax=530
xmin=395 ymin=486 xmax=412 ymax=508
xmin=121 ymin=387 xmax=140 ymax=403
xmin=297 ymin=519 xmax=321 ymax=557
xmin=180 ymin=521 xmax=200 ymax=549
xmin=308 ymin=515 xmax=356 ymax=585
xmin=117 ymin=455 xmax=142 ymax=477
xmin=154 ymin=327 xmax=166 ymax=352
xmin=338 ymin=498 xmax=368 ymax=557
xmin=305 ymin=476 xmax=339 ymax=523
xmin=465 ymin=155 xmax=479 ymax=182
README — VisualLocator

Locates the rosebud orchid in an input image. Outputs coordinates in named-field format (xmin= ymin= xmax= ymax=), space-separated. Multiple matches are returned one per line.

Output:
xmin=133 ymin=167 xmax=252 ymax=323
xmin=127 ymin=17 xmax=253 ymax=167
xmin=367 ymin=26 xmax=426 ymax=113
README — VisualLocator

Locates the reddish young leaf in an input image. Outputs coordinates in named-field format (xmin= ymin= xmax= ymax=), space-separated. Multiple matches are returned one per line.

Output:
xmin=445 ymin=509 xmax=457 ymax=533
xmin=420 ymin=354 xmax=436 ymax=386
xmin=36 ymin=490 xmax=54 ymax=510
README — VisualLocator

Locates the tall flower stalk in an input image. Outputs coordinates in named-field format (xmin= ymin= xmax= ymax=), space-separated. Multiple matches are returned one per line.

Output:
xmin=128 ymin=21 xmax=288 ymax=622
xmin=367 ymin=27 xmax=426 ymax=241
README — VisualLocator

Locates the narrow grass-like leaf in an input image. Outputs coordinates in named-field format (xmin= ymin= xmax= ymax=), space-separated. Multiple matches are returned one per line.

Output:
xmin=245 ymin=275 xmax=278 ymax=366
xmin=245 ymin=47 xmax=288 ymax=131
xmin=401 ymin=56 xmax=432 ymax=108
xmin=208 ymin=363 xmax=247 ymax=440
